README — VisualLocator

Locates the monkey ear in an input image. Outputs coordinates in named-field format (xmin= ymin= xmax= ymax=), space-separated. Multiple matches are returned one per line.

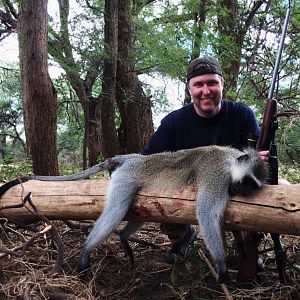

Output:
xmin=236 ymin=153 xmax=249 ymax=163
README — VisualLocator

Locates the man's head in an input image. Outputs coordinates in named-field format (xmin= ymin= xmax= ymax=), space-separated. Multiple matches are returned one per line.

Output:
xmin=187 ymin=56 xmax=224 ymax=118
xmin=187 ymin=56 xmax=223 ymax=82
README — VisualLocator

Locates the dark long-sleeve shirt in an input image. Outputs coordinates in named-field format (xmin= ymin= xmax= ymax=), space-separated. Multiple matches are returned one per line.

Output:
xmin=142 ymin=100 xmax=260 ymax=154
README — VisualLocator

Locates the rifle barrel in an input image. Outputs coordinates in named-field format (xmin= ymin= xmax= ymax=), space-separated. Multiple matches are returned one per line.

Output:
xmin=268 ymin=6 xmax=291 ymax=99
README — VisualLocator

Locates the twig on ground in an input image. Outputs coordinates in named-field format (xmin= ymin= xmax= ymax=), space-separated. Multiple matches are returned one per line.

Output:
xmin=24 ymin=193 xmax=65 ymax=274
xmin=197 ymin=247 xmax=234 ymax=300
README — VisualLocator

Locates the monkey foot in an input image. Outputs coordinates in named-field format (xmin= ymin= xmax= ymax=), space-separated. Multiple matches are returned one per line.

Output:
xmin=164 ymin=226 xmax=196 ymax=264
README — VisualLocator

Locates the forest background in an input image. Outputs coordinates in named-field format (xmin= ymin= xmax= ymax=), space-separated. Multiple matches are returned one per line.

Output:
xmin=0 ymin=0 xmax=300 ymax=182
xmin=0 ymin=0 xmax=300 ymax=299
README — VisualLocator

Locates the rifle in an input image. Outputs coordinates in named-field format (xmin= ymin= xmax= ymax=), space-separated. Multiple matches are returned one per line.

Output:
xmin=236 ymin=5 xmax=291 ymax=285
xmin=255 ymin=4 xmax=291 ymax=285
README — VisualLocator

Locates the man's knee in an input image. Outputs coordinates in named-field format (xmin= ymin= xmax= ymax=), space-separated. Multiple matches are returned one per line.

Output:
xmin=160 ymin=223 xmax=191 ymax=244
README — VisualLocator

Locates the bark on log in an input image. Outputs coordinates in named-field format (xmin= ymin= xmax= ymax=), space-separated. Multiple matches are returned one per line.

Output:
xmin=0 ymin=179 xmax=299 ymax=236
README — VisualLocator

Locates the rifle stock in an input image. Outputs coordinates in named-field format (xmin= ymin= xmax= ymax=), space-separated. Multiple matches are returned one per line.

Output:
xmin=256 ymin=99 xmax=277 ymax=152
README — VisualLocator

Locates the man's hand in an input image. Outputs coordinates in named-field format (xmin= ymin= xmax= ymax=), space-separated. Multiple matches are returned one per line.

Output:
xmin=259 ymin=150 xmax=269 ymax=162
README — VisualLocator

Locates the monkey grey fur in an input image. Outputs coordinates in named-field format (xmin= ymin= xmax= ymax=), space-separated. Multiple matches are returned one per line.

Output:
xmin=0 ymin=145 xmax=267 ymax=283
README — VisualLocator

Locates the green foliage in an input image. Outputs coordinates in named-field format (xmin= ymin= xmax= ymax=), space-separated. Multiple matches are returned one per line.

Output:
xmin=277 ymin=116 xmax=300 ymax=166
xmin=0 ymin=160 xmax=32 ymax=181
xmin=170 ymin=243 xmax=203 ymax=285
xmin=54 ymin=75 xmax=84 ymax=163
xmin=134 ymin=2 xmax=190 ymax=81
xmin=57 ymin=126 xmax=83 ymax=165
xmin=0 ymin=66 xmax=22 ymax=127
xmin=0 ymin=142 xmax=26 ymax=164
xmin=0 ymin=159 xmax=97 ymax=181
xmin=0 ymin=65 xmax=25 ymax=162
xmin=48 ymin=0 xmax=105 ymax=76
xmin=57 ymin=163 xmax=82 ymax=176
xmin=143 ymin=78 xmax=172 ymax=116
xmin=0 ymin=99 xmax=22 ymax=133
xmin=1 ymin=0 xmax=300 ymax=176
xmin=279 ymin=163 xmax=300 ymax=183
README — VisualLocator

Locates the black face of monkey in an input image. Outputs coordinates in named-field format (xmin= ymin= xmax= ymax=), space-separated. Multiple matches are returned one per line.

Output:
xmin=228 ymin=174 xmax=261 ymax=196
xmin=228 ymin=150 xmax=267 ymax=197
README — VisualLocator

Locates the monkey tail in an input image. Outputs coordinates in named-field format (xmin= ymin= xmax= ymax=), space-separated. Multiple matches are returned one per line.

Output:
xmin=0 ymin=160 xmax=116 ymax=197
xmin=0 ymin=158 xmax=116 ymax=197
xmin=31 ymin=159 xmax=118 ymax=181
xmin=196 ymin=187 xmax=229 ymax=282
xmin=0 ymin=177 xmax=31 ymax=197
xmin=31 ymin=154 xmax=141 ymax=182
xmin=0 ymin=154 xmax=142 ymax=199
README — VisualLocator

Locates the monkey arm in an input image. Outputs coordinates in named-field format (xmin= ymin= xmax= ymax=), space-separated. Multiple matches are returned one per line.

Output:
xmin=196 ymin=187 xmax=229 ymax=283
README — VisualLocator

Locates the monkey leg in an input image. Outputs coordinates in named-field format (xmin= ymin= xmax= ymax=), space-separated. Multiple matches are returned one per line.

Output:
xmin=76 ymin=174 xmax=139 ymax=276
xmin=120 ymin=221 xmax=144 ymax=266
xmin=84 ymin=178 xmax=138 ymax=251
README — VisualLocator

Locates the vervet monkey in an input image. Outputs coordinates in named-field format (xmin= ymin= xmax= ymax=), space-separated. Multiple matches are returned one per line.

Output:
xmin=0 ymin=145 xmax=267 ymax=283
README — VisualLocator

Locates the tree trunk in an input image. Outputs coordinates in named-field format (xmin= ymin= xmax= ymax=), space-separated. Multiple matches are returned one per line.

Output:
xmin=86 ymin=101 xmax=103 ymax=166
xmin=191 ymin=0 xmax=208 ymax=59
xmin=0 ymin=135 xmax=6 ymax=160
xmin=216 ymin=0 xmax=264 ymax=97
xmin=117 ymin=0 xmax=154 ymax=153
xmin=99 ymin=0 xmax=121 ymax=158
xmin=1 ymin=179 xmax=299 ymax=236
xmin=184 ymin=0 xmax=209 ymax=105
xmin=216 ymin=0 xmax=240 ymax=97
xmin=18 ymin=0 xmax=58 ymax=175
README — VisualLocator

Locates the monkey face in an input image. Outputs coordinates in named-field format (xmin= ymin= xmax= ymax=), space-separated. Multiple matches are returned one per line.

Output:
xmin=229 ymin=149 xmax=267 ymax=196
xmin=228 ymin=175 xmax=261 ymax=196
xmin=188 ymin=74 xmax=224 ymax=118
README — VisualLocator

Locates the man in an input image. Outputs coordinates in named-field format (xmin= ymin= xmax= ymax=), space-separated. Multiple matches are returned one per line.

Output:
xmin=142 ymin=56 xmax=269 ymax=265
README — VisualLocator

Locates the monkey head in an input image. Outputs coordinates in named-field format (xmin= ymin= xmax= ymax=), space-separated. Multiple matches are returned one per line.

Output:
xmin=228 ymin=150 xmax=268 ymax=196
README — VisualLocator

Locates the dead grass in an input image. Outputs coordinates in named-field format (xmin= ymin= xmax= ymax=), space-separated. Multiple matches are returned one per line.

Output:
xmin=0 ymin=221 xmax=299 ymax=300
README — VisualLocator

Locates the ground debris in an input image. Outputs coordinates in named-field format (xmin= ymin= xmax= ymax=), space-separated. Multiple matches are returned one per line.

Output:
xmin=0 ymin=221 xmax=299 ymax=299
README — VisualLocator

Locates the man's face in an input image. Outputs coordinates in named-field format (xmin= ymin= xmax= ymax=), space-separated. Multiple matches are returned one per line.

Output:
xmin=188 ymin=74 xmax=224 ymax=118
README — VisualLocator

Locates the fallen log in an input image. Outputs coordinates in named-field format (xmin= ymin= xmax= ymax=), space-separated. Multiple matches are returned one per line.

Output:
xmin=0 ymin=178 xmax=299 ymax=235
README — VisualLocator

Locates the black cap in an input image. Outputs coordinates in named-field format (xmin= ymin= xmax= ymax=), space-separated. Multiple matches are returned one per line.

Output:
xmin=187 ymin=56 xmax=223 ymax=81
